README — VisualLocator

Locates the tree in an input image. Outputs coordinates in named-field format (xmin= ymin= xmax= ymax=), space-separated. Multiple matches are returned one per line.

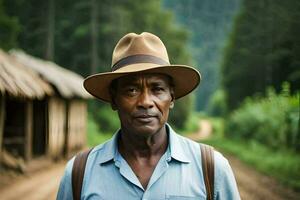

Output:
xmin=45 ymin=0 xmax=55 ymax=60
xmin=0 ymin=0 xmax=19 ymax=50
xmin=222 ymin=0 xmax=300 ymax=111
xmin=3 ymin=0 xmax=49 ymax=58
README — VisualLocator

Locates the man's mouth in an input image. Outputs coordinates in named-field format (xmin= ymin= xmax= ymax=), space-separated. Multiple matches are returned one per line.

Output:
xmin=134 ymin=114 xmax=157 ymax=123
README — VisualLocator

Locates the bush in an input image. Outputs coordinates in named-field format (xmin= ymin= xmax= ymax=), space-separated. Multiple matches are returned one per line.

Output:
xmin=88 ymin=101 xmax=120 ymax=133
xmin=182 ymin=112 xmax=200 ymax=134
xmin=209 ymin=117 xmax=225 ymax=138
xmin=204 ymin=137 xmax=300 ymax=190
xmin=226 ymin=83 xmax=299 ymax=151
xmin=87 ymin=114 xmax=113 ymax=147
xmin=94 ymin=105 xmax=120 ymax=133
xmin=207 ymin=89 xmax=227 ymax=117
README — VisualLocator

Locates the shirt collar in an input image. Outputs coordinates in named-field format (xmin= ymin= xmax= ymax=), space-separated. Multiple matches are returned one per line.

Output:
xmin=97 ymin=124 xmax=191 ymax=165
xmin=166 ymin=124 xmax=191 ymax=163
xmin=96 ymin=130 xmax=120 ymax=164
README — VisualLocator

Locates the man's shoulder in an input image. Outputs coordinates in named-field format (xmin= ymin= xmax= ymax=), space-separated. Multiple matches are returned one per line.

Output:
xmin=170 ymin=129 xmax=231 ymax=170
xmin=168 ymin=126 xmax=200 ymax=147
xmin=213 ymin=150 xmax=232 ymax=174
xmin=175 ymin=134 xmax=201 ymax=150
xmin=90 ymin=138 xmax=112 ymax=154
xmin=64 ymin=136 xmax=114 ymax=171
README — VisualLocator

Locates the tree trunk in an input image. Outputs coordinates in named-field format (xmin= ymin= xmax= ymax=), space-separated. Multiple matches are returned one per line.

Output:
xmin=91 ymin=0 xmax=99 ymax=73
xmin=45 ymin=0 xmax=55 ymax=60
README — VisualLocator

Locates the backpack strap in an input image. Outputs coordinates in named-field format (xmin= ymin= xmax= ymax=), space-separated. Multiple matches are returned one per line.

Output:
xmin=72 ymin=148 xmax=93 ymax=200
xmin=200 ymin=144 xmax=215 ymax=200
xmin=71 ymin=145 xmax=214 ymax=200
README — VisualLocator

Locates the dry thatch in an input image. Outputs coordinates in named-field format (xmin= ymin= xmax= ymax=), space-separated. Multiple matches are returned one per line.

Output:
xmin=0 ymin=49 xmax=53 ymax=99
xmin=10 ymin=50 xmax=92 ymax=99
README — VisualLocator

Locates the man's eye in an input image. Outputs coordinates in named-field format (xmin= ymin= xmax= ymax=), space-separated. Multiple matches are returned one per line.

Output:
xmin=126 ymin=87 xmax=138 ymax=94
xmin=153 ymin=87 xmax=164 ymax=92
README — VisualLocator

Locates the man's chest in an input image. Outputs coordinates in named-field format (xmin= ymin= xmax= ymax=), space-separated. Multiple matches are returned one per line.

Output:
xmin=81 ymin=161 xmax=207 ymax=200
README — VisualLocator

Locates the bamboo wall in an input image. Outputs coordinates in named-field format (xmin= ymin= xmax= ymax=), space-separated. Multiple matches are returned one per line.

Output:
xmin=47 ymin=97 xmax=66 ymax=159
xmin=66 ymin=100 xmax=87 ymax=153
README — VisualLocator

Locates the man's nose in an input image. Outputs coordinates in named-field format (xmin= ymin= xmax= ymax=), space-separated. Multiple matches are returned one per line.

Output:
xmin=137 ymin=90 xmax=154 ymax=109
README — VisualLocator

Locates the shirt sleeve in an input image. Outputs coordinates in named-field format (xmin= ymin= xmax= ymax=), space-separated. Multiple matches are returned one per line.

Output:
xmin=214 ymin=151 xmax=241 ymax=200
xmin=56 ymin=157 xmax=75 ymax=200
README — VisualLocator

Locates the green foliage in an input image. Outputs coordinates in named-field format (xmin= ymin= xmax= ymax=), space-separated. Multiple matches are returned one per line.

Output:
xmin=169 ymin=95 xmax=194 ymax=130
xmin=222 ymin=0 xmax=300 ymax=110
xmin=3 ymin=0 xmax=50 ymax=58
xmin=183 ymin=112 xmax=200 ymax=134
xmin=204 ymin=137 xmax=300 ymax=190
xmin=0 ymin=0 xmax=19 ymax=50
xmin=209 ymin=117 xmax=225 ymax=138
xmin=207 ymin=89 xmax=227 ymax=116
xmin=226 ymin=83 xmax=300 ymax=151
xmin=87 ymin=114 xmax=113 ymax=147
xmin=88 ymin=101 xmax=120 ymax=133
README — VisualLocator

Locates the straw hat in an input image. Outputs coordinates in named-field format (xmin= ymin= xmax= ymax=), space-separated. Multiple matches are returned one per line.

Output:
xmin=83 ymin=32 xmax=201 ymax=102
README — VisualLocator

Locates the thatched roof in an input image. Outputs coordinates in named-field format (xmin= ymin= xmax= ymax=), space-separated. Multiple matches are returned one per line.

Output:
xmin=10 ymin=50 xmax=91 ymax=99
xmin=0 ymin=49 xmax=53 ymax=99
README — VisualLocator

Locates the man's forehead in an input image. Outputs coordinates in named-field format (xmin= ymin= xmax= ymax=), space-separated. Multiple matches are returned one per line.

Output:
xmin=115 ymin=73 xmax=172 ymax=84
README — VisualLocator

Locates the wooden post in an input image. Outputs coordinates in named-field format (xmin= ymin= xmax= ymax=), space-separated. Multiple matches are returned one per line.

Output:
xmin=25 ymin=101 xmax=33 ymax=161
xmin=45 ymin=98 xmax=49 ymax=157
xmin=64 ymin=100 xmax=69 ymax=158
xmin=0 ymin=94 xmax=6 ymax=162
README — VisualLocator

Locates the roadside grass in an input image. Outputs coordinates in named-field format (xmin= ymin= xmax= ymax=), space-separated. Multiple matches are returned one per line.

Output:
xmin=203 ymin=118 xmax=300 ymax=191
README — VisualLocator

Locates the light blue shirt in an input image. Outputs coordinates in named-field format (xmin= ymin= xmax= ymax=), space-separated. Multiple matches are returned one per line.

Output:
xmin=57 ymin=125 xmax=240 ymax=200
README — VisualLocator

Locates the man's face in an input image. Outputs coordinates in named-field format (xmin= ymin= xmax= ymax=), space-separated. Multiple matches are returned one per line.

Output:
xmin=111 ymin=73 xmax=174 ymax=137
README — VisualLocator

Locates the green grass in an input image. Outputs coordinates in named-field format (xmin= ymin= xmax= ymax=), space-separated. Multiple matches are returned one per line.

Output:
xmin=203 ymin=137 xmax=300 ymax=191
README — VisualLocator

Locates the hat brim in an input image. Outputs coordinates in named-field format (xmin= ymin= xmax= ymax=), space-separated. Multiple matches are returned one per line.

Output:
xmin=83 ymin=63 xmax=201 ymax=102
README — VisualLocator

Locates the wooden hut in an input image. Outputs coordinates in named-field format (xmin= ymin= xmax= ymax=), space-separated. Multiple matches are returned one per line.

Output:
xmin=0 ymin=49 xmax=53 ymax=166
xmin=10 ymin=50 xmax=91 ymax=159
xmin=0 ymin=49 xmax=91 ymax=170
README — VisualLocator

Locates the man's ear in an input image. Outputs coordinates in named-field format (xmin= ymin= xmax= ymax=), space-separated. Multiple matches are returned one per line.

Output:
xmin=111 ymin=104 xmax=117 ymax=110
xmin=110 ymin=98 xmax=118 ymax=111
xmin=169 ymin=101 xmax=174 ymax=109
xmin=169 ymin=90 xmax=175 ymax=109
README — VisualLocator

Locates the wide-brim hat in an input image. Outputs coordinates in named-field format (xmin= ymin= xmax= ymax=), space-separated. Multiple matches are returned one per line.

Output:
xmin=84 ymin=32 xmax=201 ymax=102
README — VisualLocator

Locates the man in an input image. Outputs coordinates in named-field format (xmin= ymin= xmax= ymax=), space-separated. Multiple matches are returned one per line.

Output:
xmin=57 ymin=32 xmax=240 ymax=199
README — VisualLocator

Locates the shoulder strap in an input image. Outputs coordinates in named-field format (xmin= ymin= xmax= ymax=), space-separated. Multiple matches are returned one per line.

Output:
xmin=200 ymin=144 xmax=215 ymax=200
xmin=72 ymin=148 xmax=93 ymax=200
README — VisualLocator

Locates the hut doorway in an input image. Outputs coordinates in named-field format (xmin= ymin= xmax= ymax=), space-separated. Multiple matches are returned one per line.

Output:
xmin=3 ymin=98 xmax=26 ymax=159
xmin=32 ymin=100 xmax=47 ymax=157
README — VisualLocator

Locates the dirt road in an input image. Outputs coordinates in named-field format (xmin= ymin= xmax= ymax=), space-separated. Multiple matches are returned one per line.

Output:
xmin=227 ymin=154 xmax=299 ymax=200
xmin=187 ymin=119 xmax=212 ymax=141
xmin=0 ymin=162 xmax=65 ymax=200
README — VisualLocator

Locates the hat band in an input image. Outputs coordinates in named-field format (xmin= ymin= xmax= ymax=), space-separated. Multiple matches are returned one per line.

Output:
xmin=112 ymin=54 xmax=169 ymax=71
